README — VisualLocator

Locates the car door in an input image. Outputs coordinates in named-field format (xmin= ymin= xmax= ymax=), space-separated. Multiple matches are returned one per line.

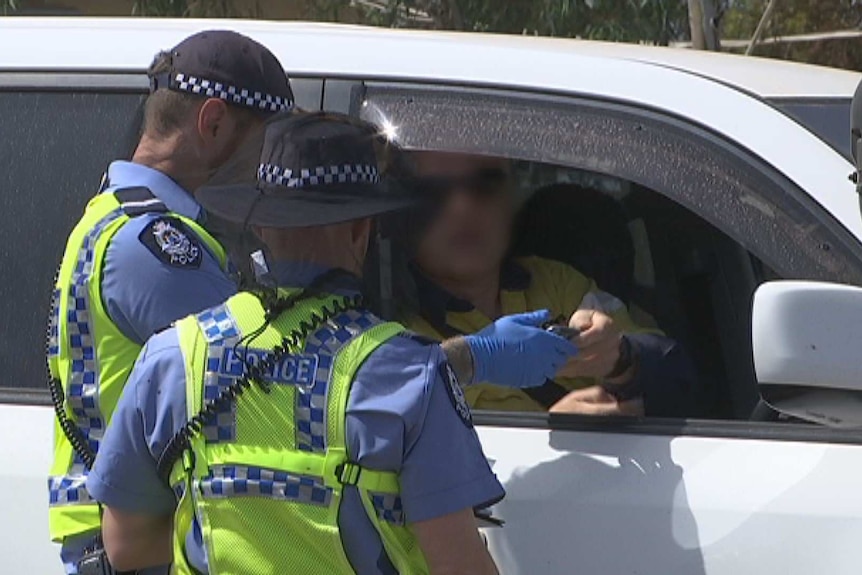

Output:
xmin=348 ymin=79 xmax=862 ymax=574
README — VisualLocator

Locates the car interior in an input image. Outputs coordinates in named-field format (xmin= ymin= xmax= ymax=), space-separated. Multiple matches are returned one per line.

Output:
xmin=373 ymin=152 xmax=770 ymax=422
xmin=505 ymin=161 xmax=766 ymax=420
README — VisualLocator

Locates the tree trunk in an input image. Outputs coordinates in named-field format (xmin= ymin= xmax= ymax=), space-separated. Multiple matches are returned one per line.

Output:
xmin=688 ymin=0 xmax=706 ymax=49
xmin=688 ymin=0 xmax=721 ymax=51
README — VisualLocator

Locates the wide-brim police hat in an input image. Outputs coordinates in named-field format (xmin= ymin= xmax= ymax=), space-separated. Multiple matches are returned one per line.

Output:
xmin=197 ymin=111 xmax=419 ymax=228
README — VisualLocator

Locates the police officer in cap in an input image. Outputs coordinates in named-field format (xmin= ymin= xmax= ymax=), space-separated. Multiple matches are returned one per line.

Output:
xmin=86 ymin=112 xmax=577 ymax=574
xmin=47 ymin=31 xmax=292 ymax=574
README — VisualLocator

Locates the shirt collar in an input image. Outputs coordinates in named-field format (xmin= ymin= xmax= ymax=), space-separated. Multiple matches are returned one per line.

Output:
xmin=269 ymin=261 xmax=362 ymax=295
xmin=411 ymin=259 xmax=532 ymax=330
xmin=105 ymin=160 xmax=202 ymax=221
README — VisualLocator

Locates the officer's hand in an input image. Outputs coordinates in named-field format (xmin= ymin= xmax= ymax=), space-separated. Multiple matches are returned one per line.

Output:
xmin=465 ymin=309 xmax=577 ymax=388
xmin=557 ymin=309 xmax=623 ymax=380
xmin=550 ymin=385 xmax=644 ymax=416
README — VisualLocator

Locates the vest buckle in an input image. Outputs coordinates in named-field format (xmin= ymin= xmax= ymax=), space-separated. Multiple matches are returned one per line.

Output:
xmin=335 ymin=462 xmax=362 ymax=486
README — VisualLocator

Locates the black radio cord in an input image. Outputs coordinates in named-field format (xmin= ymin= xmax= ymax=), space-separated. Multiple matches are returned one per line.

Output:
xmin=156 ymin=275 xmax=362 ymax=484
xmin=46 ymin=266 xmax=97 ymax=470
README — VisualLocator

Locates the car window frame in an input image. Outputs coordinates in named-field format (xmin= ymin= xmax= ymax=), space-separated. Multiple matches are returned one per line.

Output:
xmin=0 ymin=70 xmax=330 ymax=407
xmin=768 ymin=96 xmax=853 ymax=162
xmin=356 ymin=79 xmax=862 ymax=444
xmin=0 ymin=73 xmax=149 ymax=405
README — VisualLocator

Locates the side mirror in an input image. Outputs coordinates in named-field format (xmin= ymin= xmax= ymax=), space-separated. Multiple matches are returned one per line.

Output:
xmin=753 ymin=281 xmax=862 ymax=428
xmin=852 ymin=78 xmax=861 ymax=194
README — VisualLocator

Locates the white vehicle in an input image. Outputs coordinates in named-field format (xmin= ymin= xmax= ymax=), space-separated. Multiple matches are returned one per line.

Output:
xmin=1 ymin=18 xmax=861 ymax=575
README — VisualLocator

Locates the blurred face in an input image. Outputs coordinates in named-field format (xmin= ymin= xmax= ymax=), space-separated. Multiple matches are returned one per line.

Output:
xmin=412 ymin=151 xmax=513 ymax=281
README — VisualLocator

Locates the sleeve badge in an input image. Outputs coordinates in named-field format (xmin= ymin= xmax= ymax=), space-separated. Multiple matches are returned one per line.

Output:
xmin=138 ymin=218 xmax=203 ymax=269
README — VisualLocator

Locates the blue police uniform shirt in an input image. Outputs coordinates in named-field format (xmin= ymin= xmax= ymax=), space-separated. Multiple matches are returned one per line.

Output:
xmin=101 ymin=160 xmax=238 ymax=345
xmin=87 ymin=262 xmax=505 ymax=574
xmin=62 ymin=161 xmax=237 ymax=574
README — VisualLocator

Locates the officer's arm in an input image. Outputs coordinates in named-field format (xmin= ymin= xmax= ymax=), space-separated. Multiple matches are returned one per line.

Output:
xmin=412 ymin=508 xmax=498 ymax=575
xmin=396 ymin=350 xmax=504 ymax=575
xmin=102 ymin=215 xmax=236 ymax=344
xmin=86 ymin=330 xmax=188 ymax=571
xmin=439 ymin=337 xmax=474 ymax=385
xmin=101 ymin=508 xmax=172 ymax=572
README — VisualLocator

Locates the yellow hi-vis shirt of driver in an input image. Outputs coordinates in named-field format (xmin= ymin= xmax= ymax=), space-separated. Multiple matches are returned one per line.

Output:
xmin=401 ymin=256 xmax=660 ymax=412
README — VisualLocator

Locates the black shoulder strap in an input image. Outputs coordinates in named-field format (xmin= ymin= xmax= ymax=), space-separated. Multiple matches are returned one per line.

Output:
xmin=113 ymin=186 xmax=169 ymax=217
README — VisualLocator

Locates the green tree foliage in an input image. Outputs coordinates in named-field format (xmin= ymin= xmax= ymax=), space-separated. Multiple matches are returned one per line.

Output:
xmin=131 ymin=0 xmax=258 ymax=17
xmin=312 ymin=0 xmax=692 ymax=45
xmin=724 ymin=0 xmax=862 ymax=69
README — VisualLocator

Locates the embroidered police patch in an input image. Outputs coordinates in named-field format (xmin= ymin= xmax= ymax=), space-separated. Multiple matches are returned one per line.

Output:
xmin=440 ymin=362 xmax=472 ymax=428
xmin=139 ymin=218 xmax=202 ymax=268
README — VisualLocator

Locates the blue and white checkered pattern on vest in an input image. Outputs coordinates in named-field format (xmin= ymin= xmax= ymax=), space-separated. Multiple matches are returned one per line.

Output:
xmin=199 ymin=465 xmax=333 ymax=507
xmin=300 ymin=309 xmax=383 ymax=452
xmin=173 ymin=73 xmax=293 ymax=113
xmin=49 ymin=207 xmax=126 ymax=507
xmin=196 ymin=300 xmax=382 ymax=453
xmin=370 ymin=492 xmax=405 ymax=526
xmin=47 ymin=287 xmax=60 ymax=358
xmin=198 ymin=304 xmax=242 ymax=443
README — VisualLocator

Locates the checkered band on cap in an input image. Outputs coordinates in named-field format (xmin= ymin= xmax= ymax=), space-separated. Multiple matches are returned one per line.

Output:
xmin=257 ymin=163 xmax=380 ymax=189
xmin=171 ymin=73 xmax=292 ymax=112
xmin=199 ymin=465 xmax=332 ymax=507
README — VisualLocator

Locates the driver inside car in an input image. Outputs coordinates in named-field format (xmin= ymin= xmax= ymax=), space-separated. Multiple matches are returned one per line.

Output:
xmin=397 ymin=151 xmax=696 ymax=417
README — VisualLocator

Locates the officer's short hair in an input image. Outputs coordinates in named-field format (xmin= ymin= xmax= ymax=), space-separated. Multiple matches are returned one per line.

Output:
xmin=143 ymin=51 xmax=267 ymax=137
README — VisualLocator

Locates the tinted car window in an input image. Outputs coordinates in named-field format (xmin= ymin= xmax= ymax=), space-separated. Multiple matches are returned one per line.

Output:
xmin=772 ymin=98 xmax=852 ymax=162
xmin=0 ymin=90 xmax=145 ymax=390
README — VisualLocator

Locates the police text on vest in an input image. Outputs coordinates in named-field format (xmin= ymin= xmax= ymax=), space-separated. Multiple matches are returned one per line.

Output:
xmin=220 ymin=348 xmax=319 ymax=386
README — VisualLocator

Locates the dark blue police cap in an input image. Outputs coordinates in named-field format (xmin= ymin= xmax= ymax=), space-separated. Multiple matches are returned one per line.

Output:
xmin=148 ymin=30 xmax=293 ymax=113
xmin=197 ymin=112 xmax=419 ymax=228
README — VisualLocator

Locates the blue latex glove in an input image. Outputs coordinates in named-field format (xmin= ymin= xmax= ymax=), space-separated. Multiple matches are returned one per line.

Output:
xmin=465 ymin=309 xmax=578 ymax=388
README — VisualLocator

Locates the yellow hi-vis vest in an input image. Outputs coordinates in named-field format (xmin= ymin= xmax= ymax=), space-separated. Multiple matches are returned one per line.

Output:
xmin=47 ymin=186 xmax=226 ymax=542
xmin=169 ymin=290 xmax=429 ymax=574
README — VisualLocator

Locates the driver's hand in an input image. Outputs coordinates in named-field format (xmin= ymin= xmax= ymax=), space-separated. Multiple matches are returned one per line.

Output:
xmin=549 ymin=385 xmax=644 ymax=416
xmin=555 ymin=309 xmax=622 ymax=379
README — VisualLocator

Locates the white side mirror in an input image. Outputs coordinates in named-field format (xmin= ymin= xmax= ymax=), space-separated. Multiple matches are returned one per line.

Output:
xmin=753 ymin=281 xmax=862 ymax=428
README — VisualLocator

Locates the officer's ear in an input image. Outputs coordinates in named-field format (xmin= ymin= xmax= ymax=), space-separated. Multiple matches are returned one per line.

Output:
xmin=197 ymin=98 xmax=231 ymax=146
xmin=350 ymin=218 xmax=373 ymax=263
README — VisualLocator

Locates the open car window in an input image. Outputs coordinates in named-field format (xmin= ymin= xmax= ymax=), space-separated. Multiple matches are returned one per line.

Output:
xmin=357 ymin=82 xmax=862 ymax=423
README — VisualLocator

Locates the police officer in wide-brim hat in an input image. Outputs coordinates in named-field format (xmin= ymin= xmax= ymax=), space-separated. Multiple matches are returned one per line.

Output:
xmin=197 ymin=112 xmax=417 ymax=228
xmin=49 ymin=30 xmax=292 ymax=575
xmin=87 ymin=112 xmax=576 ymax=574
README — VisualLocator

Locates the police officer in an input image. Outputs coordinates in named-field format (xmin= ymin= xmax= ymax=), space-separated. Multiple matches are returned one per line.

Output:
xmin=85 ymin=112 xmax=576 ymax=574
xmin=47 ymin=31 xmax=293 ymax=573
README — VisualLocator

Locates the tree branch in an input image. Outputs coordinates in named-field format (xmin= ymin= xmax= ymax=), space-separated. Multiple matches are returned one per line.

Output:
xmin=746 ymin=0 xmax=779 ymax=56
